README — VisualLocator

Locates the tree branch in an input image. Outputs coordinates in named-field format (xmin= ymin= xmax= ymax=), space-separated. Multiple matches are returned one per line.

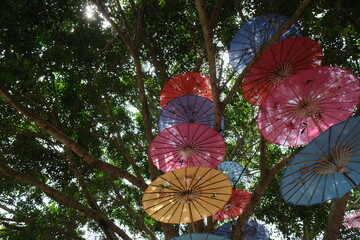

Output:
xmin=231 ymin=0 xmax=247 ymax=22
xmin=194 ymin=0 xmax=224 ymax=132
xmin=0 ymin=160 xmax=132 ymax=240
xmin=0 ymin=83 xmax=148 ymax=191
xmin=232 ymin=148 xmax=302 ymax=239
xmin=108 ymin=177 xmax=158 ymax=240
xmin=91 ymin=0 xmax=135 ymax=56
xmin=259 ymin=136 xmax=268 ymax=177
xmin=65 ymin=147 xmax=118 ymax=240
xmin=323 ymin=193 xmax=351 ymax=240
xmin=103 ymin=94 xmax=146 ymax=184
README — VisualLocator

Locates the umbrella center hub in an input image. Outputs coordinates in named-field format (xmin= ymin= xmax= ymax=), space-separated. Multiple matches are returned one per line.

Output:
xmin=188 ymin=118 xmax=198 ymax=123
xmin=180 ymin=145 xmax=199 ymax=158
xmin=316 ymin=147 xmax=351 ymax=175
xmin=178 ymin=189 xmax=199 ymax=203
xmin=270 ymin=62 xmax=293 ymax=85
xmin=293 ymin=98 xmax=321 ymax=119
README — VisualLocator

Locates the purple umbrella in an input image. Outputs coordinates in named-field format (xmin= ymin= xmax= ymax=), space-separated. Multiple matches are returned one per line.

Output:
xmin=215 ymin=220 xmax=270 ymax=240
xmin=344 ymin=212 xmax=360 ymax=229
xmin=158 ymin=95 xmax=225 ymax=133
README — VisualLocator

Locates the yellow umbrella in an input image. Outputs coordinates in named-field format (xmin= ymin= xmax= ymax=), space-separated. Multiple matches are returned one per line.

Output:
xmin=142 ymin=166 xmax=232 ymax=224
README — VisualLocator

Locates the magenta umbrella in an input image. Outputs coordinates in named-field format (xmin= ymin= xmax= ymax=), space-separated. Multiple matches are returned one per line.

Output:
xmin=257 ymin=66 xmax=360 ymax=147
xmin=150 ymin=123 xmax=226 ymax=172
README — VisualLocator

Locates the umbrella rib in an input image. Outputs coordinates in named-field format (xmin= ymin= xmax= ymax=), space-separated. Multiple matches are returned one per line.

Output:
xmin=309 ymin=68 xmax=349 ymax=101
xmin=162 ymin=107 xmax=190 ymax=123
xmin=158 ymin=175 xmax=183 ymax=191
xmin=310 ymin=138 xmax=330 ymax=159
xmin=155 ymin=153 xmax=184 ymax=171
xmin=334 ymin=119 xmax=360 ymax=150
xmin=192 ymin=152 xmax=223 ymax=168
xmin=319 ymin=88 xmax=360 ymax=103
xmin=297 ymin=171 xmax=323 ymax=205
xmin=195 ymin=177 xmax=232 ymax=191
xmin=177 ymin=201 xmax=186 ymax=224
xmin=281 ymin=163 xmax=317 ymax=188
xmin=178 ymin=124 xmax=191 ymax=147
xmin=196 ymin=194 xmax=230 ymax=213
xmin=189 ymin=128 xmax=223 ymax=146
xmin=155 ymin=130 xmax=187 ymax=147
xmin=189 ymin=167 xmax=213 ymax=190
xmin=144 ymin=196 xmax=179 ymax=220
xmin=171 ymin=170 xmax=187 ymax=191
xmin=187 ymin=166 xmax=202 ymax=190
xmin=316 ymin=108 xmax=357 ymax=127
xmin=189 ymin=127 xmax=211 ymax=145
xmin=261 ymin=111 xmax=302 ymax=145
xmin=163 ymin=80 xmax=186 ymax=95
xmin=314 ymin=70 xmax=357 ymax=100
xmin=281 ymin=164 xmax=318 ymax=197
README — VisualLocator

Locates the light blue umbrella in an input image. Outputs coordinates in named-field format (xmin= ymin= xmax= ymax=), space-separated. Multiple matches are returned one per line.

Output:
xmin=229 ymin=14 xmax=301 ymax=73
xmin=217 ymin=161 xmax=244 ymax=186
xmin=158 ymin=95 xmax=225 ymax=133
xmin=280 ymin=116 xmax=360 ymax=206
xmin=171 ymin=233 xmax=230 ymax=240
xmin=214 ymin=220 xmax=270 ymax=240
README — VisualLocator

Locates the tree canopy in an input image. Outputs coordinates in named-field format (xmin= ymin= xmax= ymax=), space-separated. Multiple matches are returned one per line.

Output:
xmin=0 ymin=0 xmax=359 ymax=239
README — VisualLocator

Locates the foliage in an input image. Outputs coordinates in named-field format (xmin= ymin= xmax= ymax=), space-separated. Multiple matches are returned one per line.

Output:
xmin=0 ymin=0 xmax=359 ymax=239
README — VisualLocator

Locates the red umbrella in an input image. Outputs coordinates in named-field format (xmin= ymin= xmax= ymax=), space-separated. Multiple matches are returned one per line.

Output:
xmin=159 ymin=72 xmax=212 ymax=108
xmin=213 ymin=189 xmax=251 ymax=221
xmin=242 ymin=36 xmax=323 ymax=106
xmin=150 ymin=123 xmax=226 ymax=172
xmin=257 ymin=66 xmax=360 ymax=147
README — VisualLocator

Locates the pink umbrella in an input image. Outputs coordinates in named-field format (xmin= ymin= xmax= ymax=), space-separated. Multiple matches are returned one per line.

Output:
xmin=213 ymin=189 xmax=251 ymax=221
xmin=344 ymin=212 xmax=360 ymax=229
xmin=257 ymin=66 xmax=360 ymax=147
xmin=150 ymin=123 xmax=226 ymax=172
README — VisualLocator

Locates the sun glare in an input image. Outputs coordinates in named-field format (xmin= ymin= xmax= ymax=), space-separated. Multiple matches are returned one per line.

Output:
xmin=84 ymin=5 xmax=95 ymax=20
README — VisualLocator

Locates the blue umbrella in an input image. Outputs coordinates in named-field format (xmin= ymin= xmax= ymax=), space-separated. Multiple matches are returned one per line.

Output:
xmin=229 ymin=14 xmax=301 ymax=73
xmin=214 ymin=220 xmax=270 ymax=240
xmin=171 ymin=233 xmax=230 ymax=240
xmin=217 ymin=161 xmax=244 ymax=186
xmin=158 ymin=95 xmax=225 ymax=133
xmin=280 ymin=116 xmax=360 ymax=206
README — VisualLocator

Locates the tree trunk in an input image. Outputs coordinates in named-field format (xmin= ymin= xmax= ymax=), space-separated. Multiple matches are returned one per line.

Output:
xmin=323 ymin=193 xmax=350 ymax=240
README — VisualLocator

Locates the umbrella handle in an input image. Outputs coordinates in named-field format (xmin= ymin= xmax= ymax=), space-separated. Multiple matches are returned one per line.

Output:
xmin=310 ymin=115 xmax=323 ymax=133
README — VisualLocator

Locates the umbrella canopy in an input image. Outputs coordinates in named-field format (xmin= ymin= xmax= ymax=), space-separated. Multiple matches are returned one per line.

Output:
xmin=229 ymin=13 xmax=301 ymax=73
xmin=159 ymin=72 xmax=212 ymax=108
xmin=213 ymin=189 xmax=251 ymax=221
xmin=343 ymin=212 xmax=360 ymax=229
xmin=214 ymin=220 xmax=270 ymax=240
xmin=217 ymin=161 xmax=244 ymax=186
xmin=150 ymin=123 xmax=226 ymax=172
xmin=242 ymin=36 xmax=323 ymax=106
xmin=171 ymin=233 xmax=230 ymax=240
xmin=280 ymin=116 xmax=360 ymax=206
xmin=158 ymin=95 xmax=225 ymax=133
xmin=257 ymin=66 xmax=360 ymax=147
xmin=142 ymin=166 xmax=232 ymax=224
